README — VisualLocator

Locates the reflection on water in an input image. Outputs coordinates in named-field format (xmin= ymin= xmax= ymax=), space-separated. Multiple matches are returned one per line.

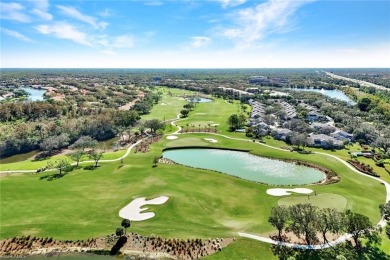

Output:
xmin=163 ymin=148 xmax=325 ymax=185
xmin=291 ymin=88 xmax=356 ymax=104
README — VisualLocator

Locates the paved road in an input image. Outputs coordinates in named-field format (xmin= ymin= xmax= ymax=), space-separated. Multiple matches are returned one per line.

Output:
xmin=324 ymin=71 xmax=389 ymax=91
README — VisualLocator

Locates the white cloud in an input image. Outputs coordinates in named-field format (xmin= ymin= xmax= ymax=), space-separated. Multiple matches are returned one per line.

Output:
xmin=112 ymin=36 xmax=134 ymax=48
xmin=27 ymin=0 xmax=52 ymax=21
xmin=1 ymin=28 xmax=33 ymax=42
xmin=223 ymin=0 xmax=315 ymax=47
xmin=144 ymin=1 xmax=164 ymax=6
xmin=190 ymin=36 xmax=211 ymax=48
xmin=35 ymin=22 xmax=92 ymax=46
xmin=217 ymin=0 xmax=246 ymax=8
xmin=0 ymin=2 xmax=31 ymax=23
xmin=56 ymin=5 xmax=106 ymax=29
xmin=31 ymin=9 xmax=53 ymax=21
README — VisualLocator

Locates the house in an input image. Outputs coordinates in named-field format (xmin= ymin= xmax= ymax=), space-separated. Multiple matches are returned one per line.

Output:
xmin=331 ymin=130 xmax=354 ymax=142
xmin=308 ymin=134 xmax=344 ymax=149
xmin=2 ymin=92 xmax=15 ymax=99
xmin=273 ymin=128 xmax=292 ymax=141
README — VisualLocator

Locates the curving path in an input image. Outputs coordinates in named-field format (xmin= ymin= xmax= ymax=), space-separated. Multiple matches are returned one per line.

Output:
xmin=166 ymin=118 xmax=390 ymax=249
xmin=1 ymin=115 xmax=389 ymax=250
xmin=0 ymin=136 xmax=149 ymax=174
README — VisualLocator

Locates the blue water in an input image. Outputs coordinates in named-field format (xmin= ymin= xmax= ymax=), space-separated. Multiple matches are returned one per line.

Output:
xmin=163 ymin=149 xmax=325 ymax=185
xmin=187 ymin=97 xmax=213 ymax=103
xmin=22 ymin=87 xmax=46 ymax=101
xmin=292 ymin=88 xmax=356 ymax=104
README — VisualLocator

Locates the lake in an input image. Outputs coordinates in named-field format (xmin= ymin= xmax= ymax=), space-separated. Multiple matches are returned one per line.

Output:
xmin=291 ymin=88 xmax=356 ymax=104
xmin=187 ymin=97 xmax=213 ymax=103
xmin=163 ymin=148 xmax=325 ymax=185
xmin=22 ymin=87 xmax=46 ymax=101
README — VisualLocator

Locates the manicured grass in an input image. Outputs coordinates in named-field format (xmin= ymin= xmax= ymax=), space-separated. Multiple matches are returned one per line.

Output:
xmin=142 ymin=87 xmax=195 ymax=122
xmin=278 ymin=193 xmax=348 ymax=211
xmin=0 ymin=149 xmax=127 ymax=171
xmin=0 ymin=91 xmax=388 ymax=258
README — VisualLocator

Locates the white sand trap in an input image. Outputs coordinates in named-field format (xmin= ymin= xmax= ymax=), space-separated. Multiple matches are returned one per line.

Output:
xmin=211 ymin=123 xmax=219 ymax=126
xmin=119 ymin=196 xmax=169 ymax=221
xmin=166 ymin=135 xmax=178 ymax=140
xmin=266 ymin=188 xmax=313 ymax=197
xmin=196 ymin=113 xmax=207 ymax=115
xmin=204 ymin=138 xmax=218 ymax=143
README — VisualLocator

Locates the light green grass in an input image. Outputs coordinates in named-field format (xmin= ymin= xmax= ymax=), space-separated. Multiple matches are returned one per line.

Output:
xmin=0 ymin=149 xmax=127 ymax=171
xmin=278 ymin=193 xmax=348 ymax=211
xmin=0 ymin=90 xmax=388 ymax=258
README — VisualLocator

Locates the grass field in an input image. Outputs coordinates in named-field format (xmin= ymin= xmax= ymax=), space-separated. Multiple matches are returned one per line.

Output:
xmin=0 ymin=149 xmax=127 ymax=171
xmin=278 ymin=193 xmax=348 ymax=211
xmin=0 ymin=90 xmax=388 ymax=257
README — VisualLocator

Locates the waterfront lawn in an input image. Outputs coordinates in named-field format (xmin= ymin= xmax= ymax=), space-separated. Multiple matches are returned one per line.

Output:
xmin=1 ymin=134 xmax=385 ymax=243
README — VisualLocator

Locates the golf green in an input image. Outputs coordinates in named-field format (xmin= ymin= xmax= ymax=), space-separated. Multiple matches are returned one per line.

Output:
xmin=278 ymin=193 xmax=348 ymax=211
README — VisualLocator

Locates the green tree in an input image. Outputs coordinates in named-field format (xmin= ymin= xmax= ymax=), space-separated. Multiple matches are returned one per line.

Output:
xmin=89 ymin=149 xmax=104 ymax=167
xmin=70 ymin=136 xmax=98 ymax=152
xmin=144 ymin=119 xmax=165 ymax=133
xmin=288 ymin=204 xmax=318 ymax=245
xmin=268 ymin=205 xmax=290 ymax=241
xmin=316 ymin=208 xmax=343 ymax=244
xmin=68 ymin=150 xmax=84 ymax=167
xmin=116 ymin=227 xmax=124 ymax=237
xmin=379 ymin=201 xmax=390 ymax=220
xmin=344 ymin=210 xmax=374 ymax=248
xmin=47 ymin=159 xmax=71 ymax=176
xmin=180 ymin=109 xmax=190 ymax=118
xmin=227 ymin=114 xmax=240 ymax=130
xmin=121 ymin=219 xmax=131 ymax=235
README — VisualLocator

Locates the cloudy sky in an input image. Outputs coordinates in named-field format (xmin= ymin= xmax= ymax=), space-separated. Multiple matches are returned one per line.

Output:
xmin=1 ymin=0 xmax=389 ymax=68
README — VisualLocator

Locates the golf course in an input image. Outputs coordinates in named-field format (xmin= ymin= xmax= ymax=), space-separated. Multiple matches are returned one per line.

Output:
xmin=0 ymin=87 xmax=389 ymax=258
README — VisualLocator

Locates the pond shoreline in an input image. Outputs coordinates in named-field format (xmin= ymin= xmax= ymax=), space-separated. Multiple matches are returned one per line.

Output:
xmin=162 ymin=147 xmax=338 ymax=186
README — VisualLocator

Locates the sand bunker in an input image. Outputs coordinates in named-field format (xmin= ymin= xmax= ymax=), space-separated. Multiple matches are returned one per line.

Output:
xmin=119 ymin=196 xmax=169 ymax=221
xmin=211 ymin=124 xmax=219 ymax=126
xmin=166 ymin=135 xmax=178 ymax=140
xmin=204 ymin=138 xmax=218 ymax=143
xmin=266 ymin=188 xmax=313 ymax=197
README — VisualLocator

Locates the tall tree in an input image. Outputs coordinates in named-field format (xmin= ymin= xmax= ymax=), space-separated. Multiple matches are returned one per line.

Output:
xmin=344 ymin=210 xmax=373 ymax=248
xmin=68 ymin=150 xmax=84 ymax=167
xmin=268 ymin=205 xmax=290 ymax=241
xmin=70 ymin=136 xmax=98 ymax=152
xmin=316 ymin=208 xmax=342 ymax=244
xmin=89 ymin=149 xmax=104 ymax=167
xmin=288 ymin=204 xmax=318 ymax=245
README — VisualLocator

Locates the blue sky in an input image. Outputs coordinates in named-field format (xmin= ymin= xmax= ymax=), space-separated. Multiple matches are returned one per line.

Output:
xmin=1 ymin=0 xmax=389 ymax=68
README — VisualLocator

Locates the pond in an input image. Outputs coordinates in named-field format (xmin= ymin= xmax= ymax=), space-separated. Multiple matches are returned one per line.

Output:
xmin=0 ymin=150 xmax=39 ymax=164
xmin=187 ymin=97 xmax=213 ymax=103
xmin=22 ymin=87 xmax=46 ymax=101
xmin=163 ymin=148 xmax=325 ymax=185
xmin=291 ymin=88 xmax=356 ymax=104
xmin=97 ymin=137 xmax=120 ymax=149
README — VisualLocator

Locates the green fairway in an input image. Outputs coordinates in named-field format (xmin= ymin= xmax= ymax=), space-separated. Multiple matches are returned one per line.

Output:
xmin=0 ymin=149 xmax=127 ymax=171
xmin=278 ymin=193 xmax=348 ymax=211
xmin=0 ymin=91 xmax=388 ymax=258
